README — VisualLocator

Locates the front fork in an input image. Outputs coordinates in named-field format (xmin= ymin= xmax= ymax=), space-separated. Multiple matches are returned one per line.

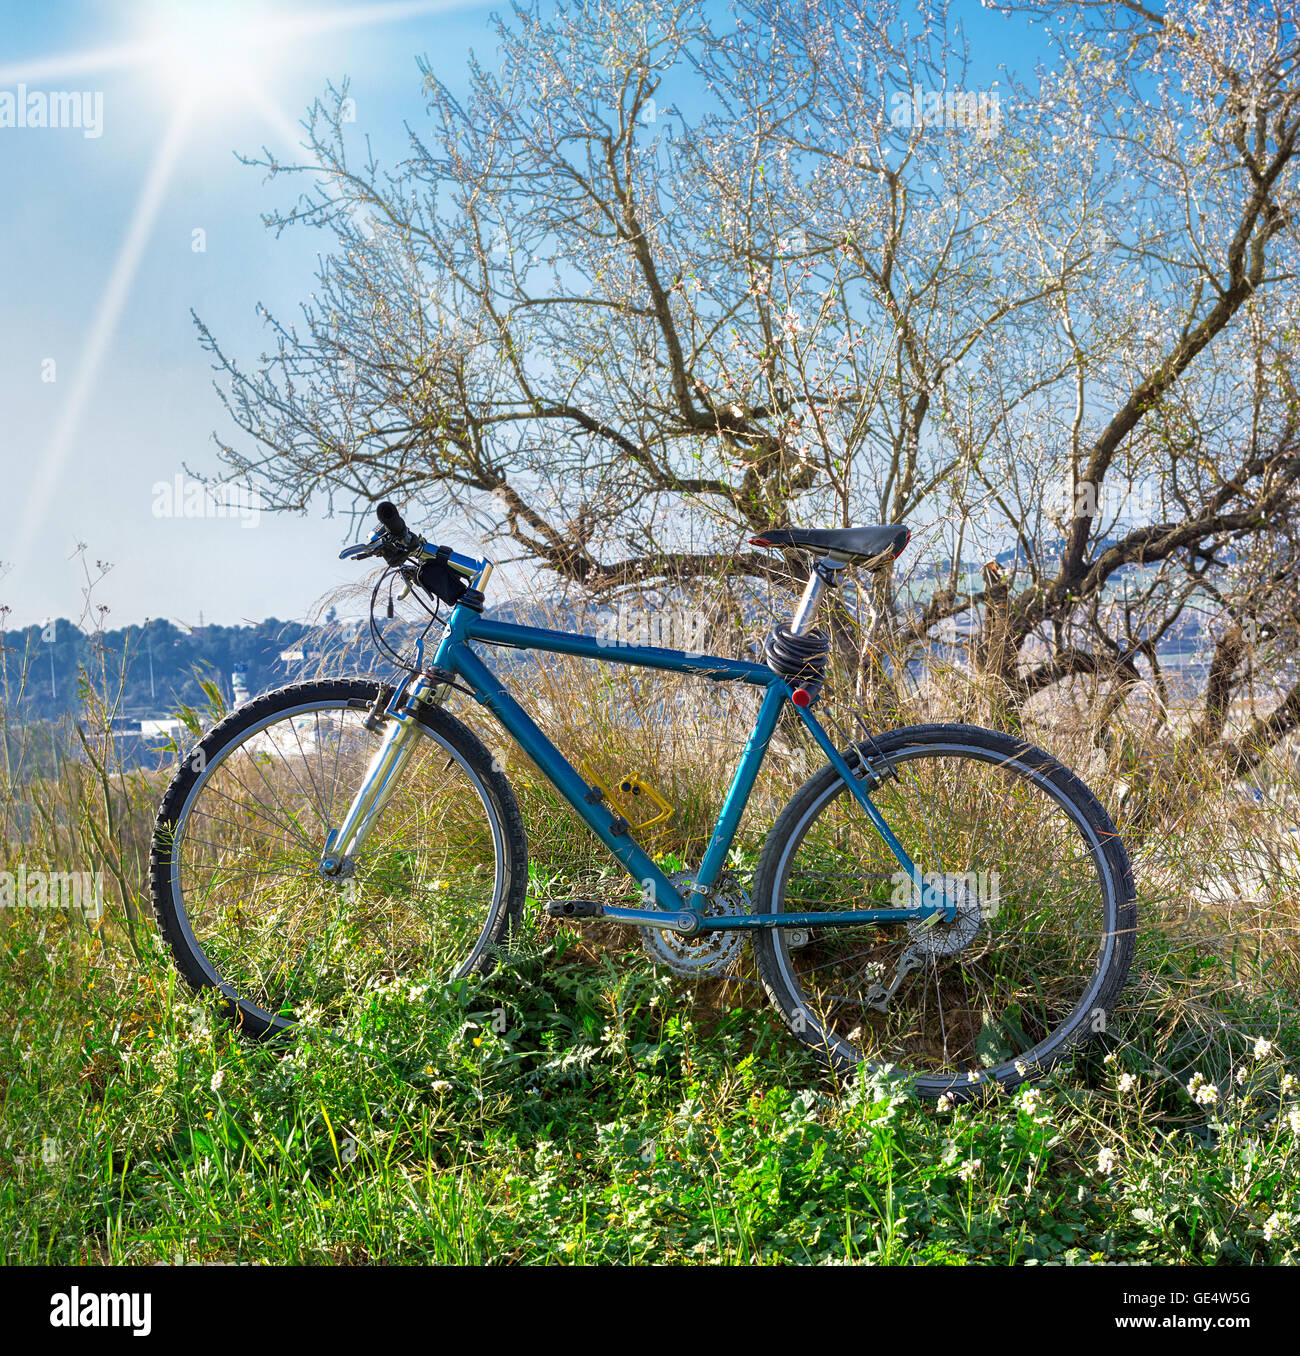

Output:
xmin=319 ymin=670 xmax=447 ymax=876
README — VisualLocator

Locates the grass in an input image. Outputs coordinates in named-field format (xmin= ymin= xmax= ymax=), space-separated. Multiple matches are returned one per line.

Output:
xmin=2 ymin=626 xmax=1300 ymax=1264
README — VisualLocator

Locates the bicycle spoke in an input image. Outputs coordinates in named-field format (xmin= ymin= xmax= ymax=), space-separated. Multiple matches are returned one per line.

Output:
xmin=169 ymin=693 xmax=511 ymax=1024
xmin=762 ymin=733 xmax=1127 ymax=1090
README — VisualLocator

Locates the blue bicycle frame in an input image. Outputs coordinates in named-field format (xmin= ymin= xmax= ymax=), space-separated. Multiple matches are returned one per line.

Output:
xmin=401 ymin=601 xmax=955 ymax=936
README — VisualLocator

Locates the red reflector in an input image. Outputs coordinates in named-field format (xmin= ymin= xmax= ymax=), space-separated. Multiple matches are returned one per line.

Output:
xmin=791 ymin=687 xmax=813 ymax=707
xmin=749 ymin=536 xmax=772 ymax=547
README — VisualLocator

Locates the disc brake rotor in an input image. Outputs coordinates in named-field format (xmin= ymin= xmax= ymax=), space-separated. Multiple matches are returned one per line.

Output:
xmin=642 ymin=870 xmax=747 ymax=976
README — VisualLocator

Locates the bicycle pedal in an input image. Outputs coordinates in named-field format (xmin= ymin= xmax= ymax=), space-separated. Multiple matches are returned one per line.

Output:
xmin=543 ymin=898 xmax=605 ymax=920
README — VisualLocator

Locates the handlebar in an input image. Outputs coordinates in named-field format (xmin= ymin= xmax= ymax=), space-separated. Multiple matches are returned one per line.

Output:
xmin=338 ymin=500 xmax=493 ymax=595
xmin=375 ymin=500 xmax=412 ymax=543
xmin=337 ymin=500 xmax=420 ymax=566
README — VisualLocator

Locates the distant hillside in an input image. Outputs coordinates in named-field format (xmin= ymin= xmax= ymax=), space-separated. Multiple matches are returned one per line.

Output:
xmin=0 ymin=616 xmax=338 ymax=722
xmin=2 ymin=565 xmax=1216 ymax=727
xmin=0 ymin=600 xmax=598 ymax=725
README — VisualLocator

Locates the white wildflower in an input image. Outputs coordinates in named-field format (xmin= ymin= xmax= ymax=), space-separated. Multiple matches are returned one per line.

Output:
xmin=1118 ymin=1072 xmax=1136 ymax=1094
xmin=209 ymin=1069 xmax=224 ymax=1094
xmin=1254 ymin=1038 xmax=1274 ymax=1061
xmin=1097 ymin=1146 xmax=1118 ymax=1175
xmin=957 ymin=1158 xmax=982 ymax=1182
xmin=1187 ymin=1072 xmax=1218 ymax=1106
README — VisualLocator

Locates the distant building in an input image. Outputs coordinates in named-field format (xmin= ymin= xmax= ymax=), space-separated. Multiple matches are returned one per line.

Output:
xmin=140 ymin=718 xmax=185 ymax=741
xmin=279 ymin=646 xmax=321 ymax=676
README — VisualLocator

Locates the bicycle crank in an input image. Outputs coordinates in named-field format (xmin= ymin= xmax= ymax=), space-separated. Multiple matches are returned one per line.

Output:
xmin=641 ymin=871 xmax=748 ymax=977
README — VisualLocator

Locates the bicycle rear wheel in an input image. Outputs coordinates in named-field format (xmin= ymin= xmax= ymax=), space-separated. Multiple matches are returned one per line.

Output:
xmin=149 ymin=679 xmax=527 ymax=1035
xmin=753 ymin=723 xmax=1135 ymax=1098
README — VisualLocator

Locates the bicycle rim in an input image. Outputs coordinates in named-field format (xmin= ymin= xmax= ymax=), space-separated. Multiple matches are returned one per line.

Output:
xmin=766 ymin=735 xmax=1125 ymax=1093
xmin=167 ymin=695 xmax=508 ymax=1026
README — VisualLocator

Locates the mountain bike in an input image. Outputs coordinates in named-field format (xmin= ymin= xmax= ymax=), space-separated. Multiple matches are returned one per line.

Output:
xmin=150 ymin=502 xmax=1136 ymax=1099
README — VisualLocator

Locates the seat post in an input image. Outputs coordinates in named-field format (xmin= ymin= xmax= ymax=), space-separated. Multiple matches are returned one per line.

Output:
xmin=790 ymin=573 xmax=826 ymax=635
xmin=789 ymin=557 xmax=846 ymax=635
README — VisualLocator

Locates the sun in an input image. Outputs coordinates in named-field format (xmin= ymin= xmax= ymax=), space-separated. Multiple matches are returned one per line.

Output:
xmin=139 ymin=0 xmax=278 ymax=99
xmin=5 ymin=0 xmax=462 ymax=574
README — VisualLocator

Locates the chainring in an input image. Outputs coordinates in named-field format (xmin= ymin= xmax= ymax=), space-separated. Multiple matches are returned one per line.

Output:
xmin=641 ymin=870 xmax=748 ymax=976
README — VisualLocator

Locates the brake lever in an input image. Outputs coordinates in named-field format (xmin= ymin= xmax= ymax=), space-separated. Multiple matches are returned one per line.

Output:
xmin=340 ymin=528 xmax=391 ymax=562
xmin=340 ymin=526 xmax=426 ymax=566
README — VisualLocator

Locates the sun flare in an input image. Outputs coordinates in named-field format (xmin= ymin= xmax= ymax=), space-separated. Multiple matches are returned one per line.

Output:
xmin=139 ymin=0 xmax=277 ymax=98
xmin=8 ymin=0 xmax=462 ymax=572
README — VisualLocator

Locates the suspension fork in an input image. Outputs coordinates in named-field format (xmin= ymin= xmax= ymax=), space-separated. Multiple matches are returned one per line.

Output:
xmin=319 ymin=669 xmax=448 ymax=876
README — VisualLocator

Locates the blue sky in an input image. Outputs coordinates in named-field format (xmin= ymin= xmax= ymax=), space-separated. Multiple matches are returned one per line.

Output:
xmin=0 ymin=0 xmax=1037 ymax=631
xmin=0 ymin=0 xmax=510 ymax=630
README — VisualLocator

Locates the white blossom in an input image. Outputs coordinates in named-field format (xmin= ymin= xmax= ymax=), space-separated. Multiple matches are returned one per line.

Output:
xmin=1187 ymin=1072 xmax=1219 ymax=1106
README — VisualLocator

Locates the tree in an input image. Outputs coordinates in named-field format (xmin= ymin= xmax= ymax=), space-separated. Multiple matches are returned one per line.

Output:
xmin=200 ymin=0 xmax=1300 ymax=765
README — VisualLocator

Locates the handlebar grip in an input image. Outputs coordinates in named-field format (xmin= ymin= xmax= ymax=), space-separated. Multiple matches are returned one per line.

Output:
xmin=376 ymin=501 xmax=409 ymax=540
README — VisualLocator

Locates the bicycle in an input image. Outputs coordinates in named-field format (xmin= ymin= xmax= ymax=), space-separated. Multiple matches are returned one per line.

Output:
xmin=150 ymin=502 xmax=1136 ymax=1099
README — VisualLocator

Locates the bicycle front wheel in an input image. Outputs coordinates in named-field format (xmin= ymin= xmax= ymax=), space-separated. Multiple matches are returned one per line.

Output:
xmin=149 ymin=679 xmax=528 ymax=1035
xmin=753 ymin=723 xmax=1135 ymax=1098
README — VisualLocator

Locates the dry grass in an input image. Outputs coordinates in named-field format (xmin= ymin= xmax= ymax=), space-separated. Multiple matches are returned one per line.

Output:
xmin=3 ymin=595 xmax=1299 ymax=1265
xmin=4 ymin=595 xmax=1299 ymax=1090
